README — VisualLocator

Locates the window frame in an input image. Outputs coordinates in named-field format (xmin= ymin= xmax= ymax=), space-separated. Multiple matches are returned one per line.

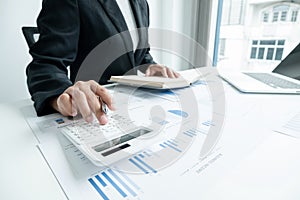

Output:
xmin=291 ymin=10 xmax=299 ymax=22
xmin=249 ymin=39 xmax=285 ymax=61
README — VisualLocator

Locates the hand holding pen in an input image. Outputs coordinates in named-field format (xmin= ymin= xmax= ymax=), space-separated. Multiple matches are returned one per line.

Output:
xmin=51 ymin=80 xmax=114 ymax=125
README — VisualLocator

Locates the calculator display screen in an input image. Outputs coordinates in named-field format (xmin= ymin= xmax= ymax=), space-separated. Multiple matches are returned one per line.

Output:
xmin=92 ymin=127 xmax=152 ymax=154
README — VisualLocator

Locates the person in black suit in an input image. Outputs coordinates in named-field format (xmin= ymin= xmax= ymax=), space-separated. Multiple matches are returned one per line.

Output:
xmin=26 ymin=0 xmax=179 ymax=124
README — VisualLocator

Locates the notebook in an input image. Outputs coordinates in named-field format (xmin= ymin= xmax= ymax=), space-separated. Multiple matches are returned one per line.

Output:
xmin=219 ymin=42 xmax=300 ymax=94
xmin=109 ymin=68 xmax=204 ymax=89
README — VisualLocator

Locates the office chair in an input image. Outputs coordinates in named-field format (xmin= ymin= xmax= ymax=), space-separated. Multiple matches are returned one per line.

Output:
xmin=22 ymin=26 xmax=72 ymax=77
xmin=22 ymin=26 xmax=39 ymax=48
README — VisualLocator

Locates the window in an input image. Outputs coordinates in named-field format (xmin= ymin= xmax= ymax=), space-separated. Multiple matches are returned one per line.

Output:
xmin=221 ymin=0 xmax=246 ymax=25
xmin=278 ymin=40 xmax=285 ymax=45
xmin=263 ymin=12 xmax=269 ymax=22
xmin=250 ymin=47 xmax=257 ymax=59
xmin=275 ymin=48 xmax=284 ymax=60
xmin=249 ymin=40 xmax=285 ymax=61
xmin=291 ymin=10 xmax=298 ymax=22
xmin=273 ymin=12 xmax=279 ymax=22
xmin=260 ymin=40 xmax=276 ymax=45
xmin=257 ymin=48 xmax=265 ymax=59
xmin=266 ymin=48 xmax=275 ymax=60
xmin=280 ymin=11 xmax=287 ymax=21
xmin=219 ymin=39 xmax=226 ymax=56
xmin=261 ymin=5 xmax=300 ymax=24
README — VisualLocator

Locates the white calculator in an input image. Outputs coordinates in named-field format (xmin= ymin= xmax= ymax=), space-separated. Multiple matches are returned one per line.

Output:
xmin=58 ymin=113 xmax=160 ymax=166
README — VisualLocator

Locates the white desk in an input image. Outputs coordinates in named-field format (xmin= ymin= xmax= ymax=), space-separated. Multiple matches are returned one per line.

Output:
xmin=1 ymin=81 xmax=300 ymax=200
xmin=0 ymin=102 xmax=66 ymax=200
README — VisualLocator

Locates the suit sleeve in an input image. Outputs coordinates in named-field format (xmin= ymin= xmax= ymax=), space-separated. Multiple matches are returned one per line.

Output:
xmin=138 ymin=0 xmax=156 ymax=72
xmin=26 ymin=0 xmax=80 ymax=116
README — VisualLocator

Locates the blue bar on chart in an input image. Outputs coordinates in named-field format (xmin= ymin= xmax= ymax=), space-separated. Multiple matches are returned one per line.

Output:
xmin=183 ymin=131 xmax=194 ymax=138
xmin=134 ymin=156 xmax=157 ymax=173
xmin=116 ymin=169 xmax=141 ymax=191
xmin=167 ymin=140 xmax=178 ymax=146
xmin=108 ymin=169 xmax=137 ymax=197
xmin=139 ymin=153 xmax=145 ymax=158
xmin=161 ymin=90 xmax=175 ymax=95
xmin=101 ymin=171 xmax=127 ymax=198
xmin=163 ymin=141 xmax=182 ymax=153
xmin=202 ymin=121 xmax=214 ymax=126
xmin=88 ymin=178 xmax=109 ymax=200
xmin=168 ymin=110 xmax=189 ymax=118
xmin=183 ymin=128 xmax=207 ymax=137
xmin=95 ymin=175 xmax=107 ymax=187
xmin=159 ymin=143 xmax=167 ymax=148
xmin=170 ymin=138 xmax=178 ymax=144
xmin=129 ymin=158 xmax=149 ymax=174
xmin=152 ymin=116 xmax=169 ymax=125
xmin=158 ymin=120 xmax=169 ymax=125
xmin=186 ymin=130 xmax=197 ymax=136
xmin=89 ymin=168 xmax=142 ymax=200
xmin=143 ymin=151 xmax=151 ymax=157
xmin=192 ymin=80 xmax=207 ymax=86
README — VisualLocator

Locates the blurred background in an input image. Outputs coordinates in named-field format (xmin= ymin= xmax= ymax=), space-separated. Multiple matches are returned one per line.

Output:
xmin=0 ymin=0 xmax=299 ymax=104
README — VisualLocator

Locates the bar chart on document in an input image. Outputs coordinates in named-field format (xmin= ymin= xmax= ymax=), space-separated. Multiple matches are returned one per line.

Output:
xmin=34 ymin=82 xmax=223 ymax=200
xmin=86 ymin=131 xmax=215 ymax=200
xmin=84 ymin=83 xmax=219 ymax=200
xmin=88 ymin=168 xmax=142 ymax=200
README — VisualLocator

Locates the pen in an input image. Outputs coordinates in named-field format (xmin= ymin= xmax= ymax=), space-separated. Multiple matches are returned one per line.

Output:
xmin=102 ymin=101 xmax=108 ymax=115
xmin=98 ymin=96 xmax=108 ymax=115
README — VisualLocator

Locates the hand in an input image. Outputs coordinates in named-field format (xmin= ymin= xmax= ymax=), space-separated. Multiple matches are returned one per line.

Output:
xmin=51 ymin=80 xmax=114 ymax=125
xmin=145 ymin=64 xmax=180 ymax=78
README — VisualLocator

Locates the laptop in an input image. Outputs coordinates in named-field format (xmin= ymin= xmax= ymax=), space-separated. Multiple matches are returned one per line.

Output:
xmin=219 ymin=42 xmax=300 ymax=94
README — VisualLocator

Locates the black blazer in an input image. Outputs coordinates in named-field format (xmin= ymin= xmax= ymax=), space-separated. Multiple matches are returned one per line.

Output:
xmin=26 ymin=0 xmax=155 ymax=116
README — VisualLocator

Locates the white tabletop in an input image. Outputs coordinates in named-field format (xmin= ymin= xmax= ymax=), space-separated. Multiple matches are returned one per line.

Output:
xmin=1 ymin=82 xmax=300 ymax=200
xmin=0 ymin=101 xmax=66 ymax=200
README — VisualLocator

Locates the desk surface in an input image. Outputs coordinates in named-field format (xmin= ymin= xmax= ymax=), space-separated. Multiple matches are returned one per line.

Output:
xmin=1 ymin=81 xmax=300 ymax=200
xmin=0 ymin=102 xmax=66 ymax=200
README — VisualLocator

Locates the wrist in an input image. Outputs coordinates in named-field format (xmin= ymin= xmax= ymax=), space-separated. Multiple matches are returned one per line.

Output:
xmin=50 ymin=97 xmax=59 ymax=112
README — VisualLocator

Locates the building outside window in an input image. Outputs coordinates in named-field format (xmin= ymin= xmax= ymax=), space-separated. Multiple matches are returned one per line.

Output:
xmin=217 ymin=0 xmax=300 ymax=71
xmin=250 ymin=40 xmax=285 ymax=61
xmin=280 ymin=11 xmax=287 ymax=21
xmin=221 ymin=0 xmax=245 ymax=25
xmin=273 ymin=11 xmax=279 ymax=22
xmin=291 ymin=10 xmax=298 ymax=22
xmin=219 ymin=39 xmax=226 ymax=57
xmin=263 ymin=12 xmax=269 ymax=22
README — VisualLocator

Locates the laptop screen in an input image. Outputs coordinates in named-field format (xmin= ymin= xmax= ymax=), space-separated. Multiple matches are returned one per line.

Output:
xmin=273 ymin=43 xmax=300 ymax=81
